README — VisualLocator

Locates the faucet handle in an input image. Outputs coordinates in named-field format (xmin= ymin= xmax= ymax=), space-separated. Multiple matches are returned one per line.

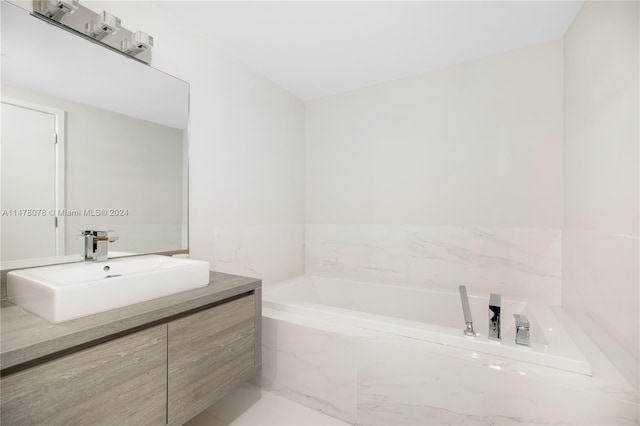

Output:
xmin=488 ymin=293 xmax=501 ymax=341
xmin=78 ymin=230 xmax=118 ymax=261
xmin=78 ymin=229 xmax=116 ymax=237
xmin=513 ymin=314 xmax=530 ymax=346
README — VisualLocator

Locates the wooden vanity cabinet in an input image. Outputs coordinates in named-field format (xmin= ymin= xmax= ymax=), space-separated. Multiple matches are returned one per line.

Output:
xmin=167 ymin=294 xmax=256 ymax=425
xmin=1 ymin=325 xmax=168 ymax=426
xmin=0 ymin=292 xmax=259 ymax=426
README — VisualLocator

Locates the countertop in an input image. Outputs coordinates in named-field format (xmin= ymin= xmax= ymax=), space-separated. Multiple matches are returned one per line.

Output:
xmin=0 ymin=271 xmax=261 ymax=371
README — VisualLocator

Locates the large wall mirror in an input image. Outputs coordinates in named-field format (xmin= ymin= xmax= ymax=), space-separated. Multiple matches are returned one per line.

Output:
xmin=1 ymin=2 xmax=189 ymax=268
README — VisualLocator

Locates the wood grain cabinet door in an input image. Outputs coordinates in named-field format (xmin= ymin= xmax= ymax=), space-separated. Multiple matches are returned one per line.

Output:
xmin=1 ymin=325 xmax=167 ymax=426
xmin=167 ymin=294 xmax=255 ymax=426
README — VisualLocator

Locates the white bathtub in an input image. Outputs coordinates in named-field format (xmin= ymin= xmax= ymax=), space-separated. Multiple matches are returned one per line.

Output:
xmin=264 ymin=275 xmax=591 ymax=375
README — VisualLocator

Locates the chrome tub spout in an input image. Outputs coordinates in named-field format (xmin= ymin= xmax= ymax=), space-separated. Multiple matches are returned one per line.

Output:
xmin=489 ymin=293 xmax=501 ymax=341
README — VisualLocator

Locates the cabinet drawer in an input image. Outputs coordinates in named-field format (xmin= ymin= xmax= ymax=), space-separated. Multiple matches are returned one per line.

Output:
xmin=1 ymin=325 xmax=167 ymax=426
xmin=167 ymin=294 xmax=255 ymax=425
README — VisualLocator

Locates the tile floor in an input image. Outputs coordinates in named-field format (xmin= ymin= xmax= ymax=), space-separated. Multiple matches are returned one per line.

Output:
xmin=184 ymin=384 xmax=349 ymax=426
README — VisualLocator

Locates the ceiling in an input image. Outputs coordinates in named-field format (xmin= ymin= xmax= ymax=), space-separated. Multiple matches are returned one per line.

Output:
xmin=156 ymin=1 xmax=583 ymax=100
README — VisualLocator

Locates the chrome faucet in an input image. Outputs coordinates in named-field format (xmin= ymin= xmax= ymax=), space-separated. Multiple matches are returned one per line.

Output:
xmin=514 ymin=314 xmax=531 ymax=346
xmin=488 ymin=293 xmax=501 ymax=341
xmin=80 ymin=230 xmax=118 ymax=262
xmin=458 ymin=285 xmax=475 ymax=336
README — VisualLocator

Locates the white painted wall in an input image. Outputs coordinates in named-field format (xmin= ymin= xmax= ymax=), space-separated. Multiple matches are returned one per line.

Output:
xmin=305 ymin=40 xmax=564 ymax=303
xmin=306 ymin=40 xmax=563 ymax=227
xmin=562 ymin=1 xmax=639 ymax=390
xmin=2 ymin=84 xmax=185 ymax=255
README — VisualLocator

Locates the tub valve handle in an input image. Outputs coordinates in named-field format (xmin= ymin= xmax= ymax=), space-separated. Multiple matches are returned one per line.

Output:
xmin=514 ymin=314 xmax=530 ymax=346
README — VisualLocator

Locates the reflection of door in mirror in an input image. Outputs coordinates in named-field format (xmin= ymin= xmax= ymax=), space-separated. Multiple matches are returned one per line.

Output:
xmin=1 ymin=99 xmax=66 ymax=261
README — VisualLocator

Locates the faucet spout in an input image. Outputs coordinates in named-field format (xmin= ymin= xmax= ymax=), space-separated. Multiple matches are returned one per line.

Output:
xmin=458 ymin=285 xmax=475 ymax=336
xmin=80 ymin=230 xmax=118 ymax=262
xmin=489 ymin=293 xmax=501 ymax=341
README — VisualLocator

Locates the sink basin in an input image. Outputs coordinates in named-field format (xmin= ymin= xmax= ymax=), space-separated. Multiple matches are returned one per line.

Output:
xmin=7 ymin=255 xmax=210 ymax=323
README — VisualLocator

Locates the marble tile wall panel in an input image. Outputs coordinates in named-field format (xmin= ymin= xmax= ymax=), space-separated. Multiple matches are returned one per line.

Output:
xmin=563 ymin=228 xmax=639 ymax=390
xmin=306 ymin=225 xmax=561 ymax=305
xmin=356 ymin=335 xmax=639 ymax=425
xmin=205 ymin=224 xmax=305 ymax=286
xmin=407 ymin=226 xmax=562 ymax=305
xmin=305 ymin=225 xmax=409 ymax=283
xmin=261 ymin=310 xmax=639 ymax=425
xmin=260 ymin=316 xmax=357 ymax=423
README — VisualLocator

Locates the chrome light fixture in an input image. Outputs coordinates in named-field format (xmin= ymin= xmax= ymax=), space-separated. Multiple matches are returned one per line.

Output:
xmin=86 ymin=11 xmax=121 ymax=41
xmin=40 ymin=0 xmax=78 ymax=21
xmin=33 ymin=0 xmax=154 ymax=64
xmin=122 ymin=31 xmax=154 ymax=56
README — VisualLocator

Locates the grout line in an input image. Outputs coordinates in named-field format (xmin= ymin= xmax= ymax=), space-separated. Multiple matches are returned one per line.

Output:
xmin=563 ymin=228 xmax=640 ymax=240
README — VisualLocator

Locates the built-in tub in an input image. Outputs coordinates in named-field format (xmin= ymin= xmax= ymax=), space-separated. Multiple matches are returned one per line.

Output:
xmin=264 ymin=275 xmax=590 ymax=375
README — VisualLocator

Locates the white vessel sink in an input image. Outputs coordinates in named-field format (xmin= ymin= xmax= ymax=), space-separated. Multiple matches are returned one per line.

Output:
xmin=7 ymin=255 xmax=210 ymax=323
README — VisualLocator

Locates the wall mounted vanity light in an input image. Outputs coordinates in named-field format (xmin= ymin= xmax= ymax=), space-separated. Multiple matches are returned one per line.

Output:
xmin=121 ymin=31 xmax=154 ymax=57
xmin=33 ymin=0 xmax=154 ymax=64
xmin=86 ymin=11 xmax=121 ymax=41
xmin=39 ymin=0 xmax=78 ymax=22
